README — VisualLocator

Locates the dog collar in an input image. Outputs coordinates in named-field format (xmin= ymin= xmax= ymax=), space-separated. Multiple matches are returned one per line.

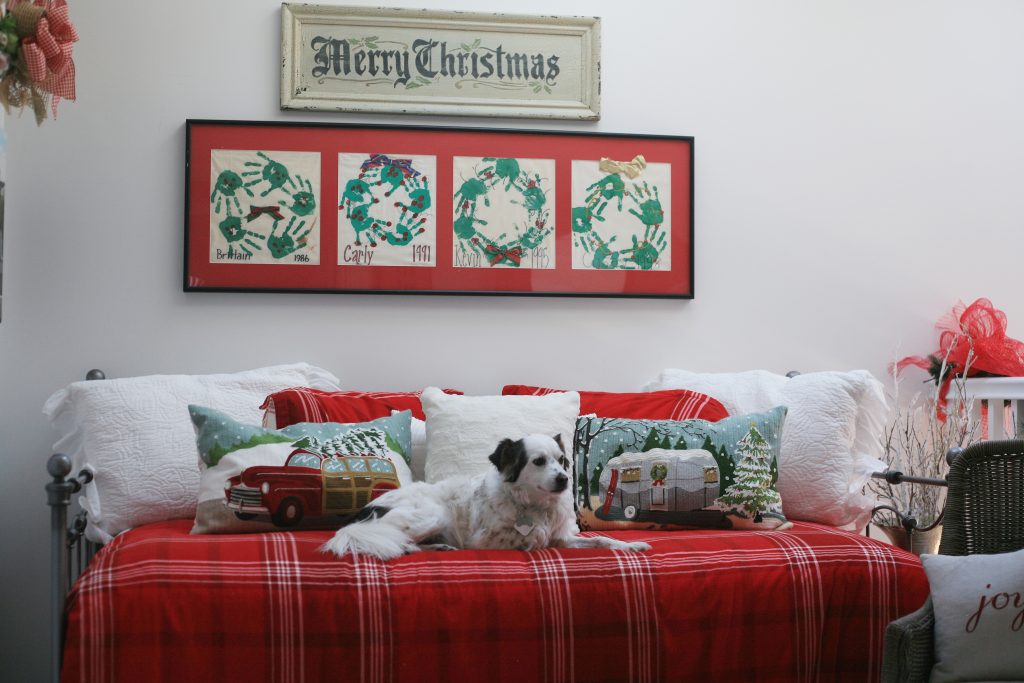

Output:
xmin=514 ymin=512 xmax=535 ymax=536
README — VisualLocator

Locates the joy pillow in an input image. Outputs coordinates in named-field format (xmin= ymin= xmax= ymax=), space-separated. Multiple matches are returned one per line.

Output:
xmin=189 ymin=406 xmax=412 ymax=534
xmin=923 ymin=548 xmax=1024 ymax=682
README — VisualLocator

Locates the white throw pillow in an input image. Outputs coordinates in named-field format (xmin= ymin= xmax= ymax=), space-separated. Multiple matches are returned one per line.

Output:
xmin=42 ymin=363 xmax=341 ymax=543
xmin=643 ymin=369 xmax=887 ymax=528
xmin=923 ymin=548 xmax=1024 ymax=683
xmin=394 ymin=410 xmax=428 ymax=482
xmin=420 ymin=387 xmax=580 ymax=483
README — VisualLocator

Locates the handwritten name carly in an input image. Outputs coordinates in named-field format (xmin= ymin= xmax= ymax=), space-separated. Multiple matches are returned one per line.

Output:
xmin=342 ymin=244 xmax=374 ymax=266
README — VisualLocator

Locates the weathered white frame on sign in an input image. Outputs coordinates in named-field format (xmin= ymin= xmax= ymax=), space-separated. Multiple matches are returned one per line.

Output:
xmin=281 ymin=4 xmax=601 ymax=120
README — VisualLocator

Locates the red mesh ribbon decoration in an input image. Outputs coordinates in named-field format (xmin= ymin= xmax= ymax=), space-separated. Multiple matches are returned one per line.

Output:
xmin=894 ymin=298 xmax=1024 ymax=417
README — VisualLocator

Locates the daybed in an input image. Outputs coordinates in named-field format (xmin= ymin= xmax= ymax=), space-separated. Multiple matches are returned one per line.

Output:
xmin=45 ymin=366 xmax=930 ymax=683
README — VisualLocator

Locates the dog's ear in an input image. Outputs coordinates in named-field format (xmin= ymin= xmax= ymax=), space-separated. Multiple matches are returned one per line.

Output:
xmin=488 ymin=438 xmax=528 ymax=483
xmin=487 ymin=438 xmax=514 ymax=471
xmin=553 ymin=433 xmax=571 ymax=469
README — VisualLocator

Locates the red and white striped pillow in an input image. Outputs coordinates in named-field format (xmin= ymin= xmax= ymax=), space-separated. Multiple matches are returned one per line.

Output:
xmin=261 ymin=387 xmax=463 ymax=428
xmin=501 ymin=385 xmax=728 ymax=422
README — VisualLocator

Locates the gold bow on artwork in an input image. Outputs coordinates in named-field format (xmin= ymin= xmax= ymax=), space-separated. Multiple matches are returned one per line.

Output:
xmin=598 ymin=155 xmax=647 ymax=179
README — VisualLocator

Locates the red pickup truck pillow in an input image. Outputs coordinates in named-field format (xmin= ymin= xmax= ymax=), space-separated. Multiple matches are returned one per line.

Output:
xmin=189 ymin=405 xmax=413 ymax=534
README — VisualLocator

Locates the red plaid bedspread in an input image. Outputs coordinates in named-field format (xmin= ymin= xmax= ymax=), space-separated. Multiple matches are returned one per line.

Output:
xmin=62 ymin=520 xmax=927 ymax=683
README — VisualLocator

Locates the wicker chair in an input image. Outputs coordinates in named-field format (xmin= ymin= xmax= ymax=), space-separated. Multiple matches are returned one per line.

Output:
xmin=880 ymin=439 xmax=1024 ymax=682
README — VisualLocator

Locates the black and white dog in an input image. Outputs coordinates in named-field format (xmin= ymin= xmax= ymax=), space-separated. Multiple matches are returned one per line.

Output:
xmin=321 ymin=434 xmax=651 ymax=560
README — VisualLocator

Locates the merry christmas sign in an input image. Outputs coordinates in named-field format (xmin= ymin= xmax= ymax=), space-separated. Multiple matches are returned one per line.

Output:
xmin=281 ymin=5 xmax=600 ymax=120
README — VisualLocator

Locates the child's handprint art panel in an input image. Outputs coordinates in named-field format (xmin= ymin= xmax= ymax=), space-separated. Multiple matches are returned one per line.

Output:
xmin=187 ymin=121 xmax=692 ymax=297
xmin=452 ymin=156 xmax=556 ymax=270
xmin=337 ymin=153 xmax=437 ymax=267
xmin=571 ymin=159 xmax=672 ymax=272
xmin=209 ymin=150 xmax=321 ymax=265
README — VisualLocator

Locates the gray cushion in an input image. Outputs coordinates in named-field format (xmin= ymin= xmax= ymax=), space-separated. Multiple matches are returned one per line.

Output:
xmin=922 ymin=548 xmax=1024 ymax=683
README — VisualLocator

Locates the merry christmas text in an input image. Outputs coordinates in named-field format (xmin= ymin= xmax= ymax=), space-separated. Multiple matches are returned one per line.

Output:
xmin=309 ymin=38 xmax=561 ymax=88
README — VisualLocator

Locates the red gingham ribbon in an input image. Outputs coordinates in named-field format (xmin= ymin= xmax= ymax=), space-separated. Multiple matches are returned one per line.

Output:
xmin=18 ymin=0 xmax=78 ymax=114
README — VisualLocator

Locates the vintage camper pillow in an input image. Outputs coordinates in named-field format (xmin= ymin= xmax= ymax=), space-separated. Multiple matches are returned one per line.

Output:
xmin=643 ymin=369 xmax=887 ymax=528
xmin=574 ymin=407 xmax=790 ymax=531
xmin=189 ymin=406 xmax=412 ymax=534
xmin=501 ymin=385 xmax=729 ymax=422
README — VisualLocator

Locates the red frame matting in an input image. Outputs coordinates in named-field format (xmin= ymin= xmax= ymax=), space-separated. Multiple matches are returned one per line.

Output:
xmin=185 ymin=120 xmax=693 ymax=298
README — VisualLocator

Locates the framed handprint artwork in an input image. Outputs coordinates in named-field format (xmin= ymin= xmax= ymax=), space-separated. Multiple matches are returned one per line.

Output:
xmin=184 ymin=120 xmax=693 ymax=298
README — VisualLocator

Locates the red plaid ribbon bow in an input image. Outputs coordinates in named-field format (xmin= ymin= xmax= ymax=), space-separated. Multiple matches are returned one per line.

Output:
xmin=246 ymin=205 xmax=286 ymax=222
xmin=485 ymin=244 xmax=524 ymax=267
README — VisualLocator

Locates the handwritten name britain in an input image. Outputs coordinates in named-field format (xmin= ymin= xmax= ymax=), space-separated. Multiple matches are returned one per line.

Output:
xmin=309 ymin=37 xmax=560 ymax=87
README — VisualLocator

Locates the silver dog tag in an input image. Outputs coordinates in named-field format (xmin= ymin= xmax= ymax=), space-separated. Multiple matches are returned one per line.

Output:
xmin=514 ymin=512 xmax=535 ymax=536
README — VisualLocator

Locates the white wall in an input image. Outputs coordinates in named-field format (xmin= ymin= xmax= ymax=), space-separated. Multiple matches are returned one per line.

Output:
xmin=3 ymin=0 xmax=1023 ymax=678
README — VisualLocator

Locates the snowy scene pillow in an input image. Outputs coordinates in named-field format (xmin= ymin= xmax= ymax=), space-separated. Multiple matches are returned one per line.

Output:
xmin=644 ymin=368 xmax=887 ymax=528
xmin=574 ymin=407 xmax=791 ymax=531
xmin=189 ymin=406 xmax=412 ymax=534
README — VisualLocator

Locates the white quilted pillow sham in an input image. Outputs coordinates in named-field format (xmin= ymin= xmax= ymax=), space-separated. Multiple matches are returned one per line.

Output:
xmin=643 ymin=369 xmax=887 ymax=528
xmin=421 ymin=387 xmax=580 ymax=483
xmin=43 ymin=363 xmax=341 ymax=543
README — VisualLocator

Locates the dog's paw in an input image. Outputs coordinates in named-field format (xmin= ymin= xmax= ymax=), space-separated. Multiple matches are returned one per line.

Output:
xmin=419 ymin=543 xmax=458 ymax=552
xmin=623 ymin=541 xmax=652 ymax=553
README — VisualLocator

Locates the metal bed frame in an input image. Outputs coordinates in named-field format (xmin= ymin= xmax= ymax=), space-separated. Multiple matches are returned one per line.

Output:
xmin=43 ymin=368 xmax=955 ymax=683
xmin=45 ymin=369 xmax=104 ymax=683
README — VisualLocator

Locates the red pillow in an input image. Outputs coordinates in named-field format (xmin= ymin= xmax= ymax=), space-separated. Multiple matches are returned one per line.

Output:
xmin=501 ymin=385 xmax=729 ymax=422
xmin=262 ymin=387 xmax=463 ymax=427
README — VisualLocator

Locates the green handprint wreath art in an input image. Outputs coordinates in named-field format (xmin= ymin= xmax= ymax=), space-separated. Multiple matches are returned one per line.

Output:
xmin=572 ymin=173 xmax=669 ymax=271
xmin=338 ymin=153 xmax=432 ymax=249
xmin=210 ymin=150 xmax=319 ymax=262
xmin=452 ymin=157 xmax=554 ymax=268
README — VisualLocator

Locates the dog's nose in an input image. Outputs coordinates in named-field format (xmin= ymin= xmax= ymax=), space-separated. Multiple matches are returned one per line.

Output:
xmin=554 ymin=473 xmax=568 ymax=490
